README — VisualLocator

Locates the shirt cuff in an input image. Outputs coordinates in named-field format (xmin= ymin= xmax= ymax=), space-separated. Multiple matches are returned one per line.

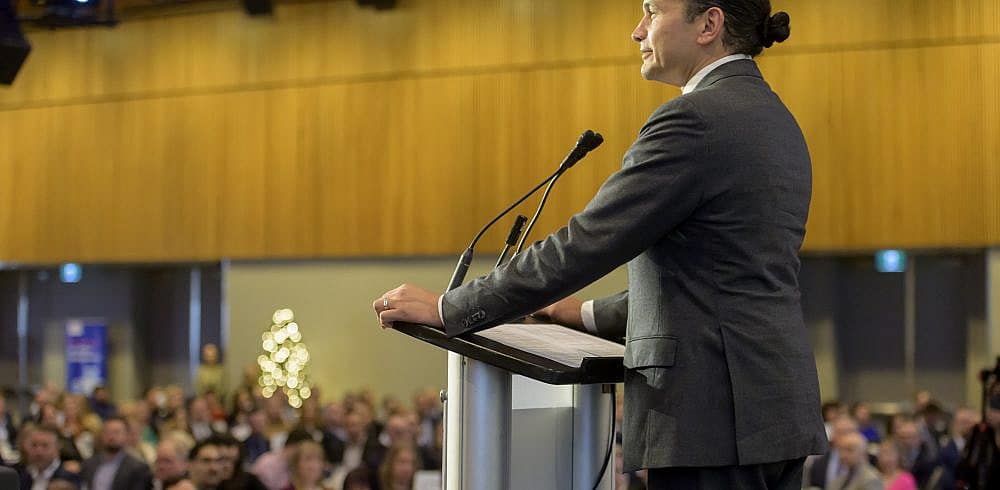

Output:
xmin=438 ymin=295 xmax=446 ymax=329
xmin=581 ymin=300 xmax=598 ymax=334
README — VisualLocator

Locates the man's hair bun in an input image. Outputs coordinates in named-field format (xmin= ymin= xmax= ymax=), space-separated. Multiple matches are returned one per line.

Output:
xmin=761 ymin=11 xmax=791 ymax=48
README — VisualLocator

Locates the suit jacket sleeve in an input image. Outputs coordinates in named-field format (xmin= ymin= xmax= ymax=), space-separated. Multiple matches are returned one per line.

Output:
xmin=591 ymin=290 xmax=628 ymax=339
xmin=441 ymin=98 xmax=709 ymax=336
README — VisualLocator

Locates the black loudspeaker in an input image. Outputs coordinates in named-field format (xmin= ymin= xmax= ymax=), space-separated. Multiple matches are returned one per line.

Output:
xmin=1 ymin=0 xmax=30 ymax=85
xmin=242 ymin=0 xmax=272 ymax=16
xmin=356 ymin=0 xmax=395 ymax=10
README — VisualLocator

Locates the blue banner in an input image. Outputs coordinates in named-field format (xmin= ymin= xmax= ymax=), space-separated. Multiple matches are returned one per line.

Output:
xmin=66 ymin=320 xmax=108 ymax=395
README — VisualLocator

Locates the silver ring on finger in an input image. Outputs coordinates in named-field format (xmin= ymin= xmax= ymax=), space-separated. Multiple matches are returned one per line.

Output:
xmin=383 ymin=297 xmax=390 ymax=309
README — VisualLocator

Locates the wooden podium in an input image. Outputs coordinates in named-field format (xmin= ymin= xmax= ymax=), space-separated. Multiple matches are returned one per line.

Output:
xmin=394 ymin=322 xmax=625 ymax=490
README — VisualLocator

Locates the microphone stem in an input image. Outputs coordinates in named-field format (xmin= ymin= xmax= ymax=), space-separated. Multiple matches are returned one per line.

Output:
xmin=514 ymin=170 xmax=564 ymax=254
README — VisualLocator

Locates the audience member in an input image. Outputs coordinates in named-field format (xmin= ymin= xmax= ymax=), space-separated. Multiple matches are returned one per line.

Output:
xmin=80 ymin=416 xmax=153 ymax=490
xmin=48 ymin=478 xmax=81 ymax=490
xmin=153 ymin=436 xmax=190 ymax=490
xmin=939 ymin=406 xmax=978 ymax=490
xmin=187 ymin=440 xmax=225 ymax=490
xmin=285 ymin=440 xmax=327 ymax=490
xmin=320 ymin=402 xmax=347 ymax=466
xmin=195 ymin=344 xmax=225 ymax=398
xmin=895 ymin=418 xmax=940 ymax=488
xmin=227 ymin=390 xmax=256 ymax=441
xmin=90 ymin=387 xmax=118 ymax=421
xmin=123 ymin=416 xmax=156 ymax=465
xmin=822 ymin=400 xmax=848 ymax=439
xmin=163 ymin=477 xmax=197 ymax=490
xmin=295 ymin=398 xmax=323 ymax=443
xmin=418 ymin=420 xmax=442 ymax=472
xmin=188 ymin=398 xmax=224 ymax=443
xmin=252 ymin=429 xmax=314 ymax=490
xmin=0 ymin=393 xmax=19 ymax=463
xmin=829 ymin=432 xmax=882 ymax=490
xmin=341 ymin=466 xmax=374 ymax=490
xmin=411 ymin=389 xmax=441 ymax=449
xmin=211 ymin=433 xmax=267 ymax=490
xmin=877 ymin=440 xmax=917 ymax=490
xmin=244 ymin=408 xmax=271 ymax=465
xmin=807 ymin=415 xmax=860 ymax=489
xmin=61 ymin=394 xmax=97 ymax=461
xmin=11 ymin=425 xmax=81 ymax=490
xmin=376 ymin=444 xmax=420 ymax=490
xmin=851 ymin=402 xmax=881 ymax=443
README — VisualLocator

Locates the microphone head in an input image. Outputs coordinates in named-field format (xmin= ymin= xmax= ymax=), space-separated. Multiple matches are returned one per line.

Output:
xmin=577 ymin=130 xmax=604 ymax=152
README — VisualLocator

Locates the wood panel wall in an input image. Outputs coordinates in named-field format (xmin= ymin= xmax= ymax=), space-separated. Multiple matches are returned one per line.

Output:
xmin=1 ymin=0 xmax=998 ymax=263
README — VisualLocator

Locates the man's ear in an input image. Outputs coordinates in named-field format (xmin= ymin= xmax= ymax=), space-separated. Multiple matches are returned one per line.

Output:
xmin=697 ymin=6 xmax=726 ymax=46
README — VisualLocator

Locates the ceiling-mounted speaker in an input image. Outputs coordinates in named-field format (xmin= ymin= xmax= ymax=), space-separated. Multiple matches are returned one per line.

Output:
xmin=242 ymin=0 xmax=272 ymax=16
xmin=0 ymin=0 xmax=31 ymax=85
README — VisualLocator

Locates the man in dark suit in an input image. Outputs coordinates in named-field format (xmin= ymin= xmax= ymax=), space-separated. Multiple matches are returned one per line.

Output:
xmin=897 ymin=419 xmax=942 ymax=489
xmin=11 ymin=425 xmax=81 ymax=490
xmin=373 ymin=0 xmax=827 ymax=488
xmin=81 ymin=416 xmax=153 ymax=490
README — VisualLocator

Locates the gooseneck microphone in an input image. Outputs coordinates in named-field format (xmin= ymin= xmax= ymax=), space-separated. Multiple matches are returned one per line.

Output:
xmin=445 ymin=130 xmax=604 ymax=292
xmin=515 ymin=131 xmax=603 ymax=254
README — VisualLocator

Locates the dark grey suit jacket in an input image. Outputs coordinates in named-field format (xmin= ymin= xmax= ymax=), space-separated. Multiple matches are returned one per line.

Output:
xmin=440 ymin=59 xmax=828 ymax=471
xmin=81 ymin=452 xmax=153 ymax=490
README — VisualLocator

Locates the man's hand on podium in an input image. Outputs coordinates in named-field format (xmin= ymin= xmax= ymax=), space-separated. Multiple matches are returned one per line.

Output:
xmin=532 ymin=296 xmax=585 ymax=329
xmin=373 ymin=284 xmax=444 ymax=330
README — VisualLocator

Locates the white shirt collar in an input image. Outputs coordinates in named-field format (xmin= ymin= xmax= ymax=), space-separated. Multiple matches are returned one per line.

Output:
xmin=681 ymin=54 xmax=753 ymax=94
xmin=28 ymin=458 xmax=61 ymax=481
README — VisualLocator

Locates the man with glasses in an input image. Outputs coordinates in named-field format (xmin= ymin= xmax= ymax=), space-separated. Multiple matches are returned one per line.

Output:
xmin=187 ymin=441 xmax=224 ymax=490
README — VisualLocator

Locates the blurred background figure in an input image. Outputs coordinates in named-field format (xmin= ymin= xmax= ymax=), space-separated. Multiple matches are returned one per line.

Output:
xmin=195 ymin=344 xmax=225 ymax=398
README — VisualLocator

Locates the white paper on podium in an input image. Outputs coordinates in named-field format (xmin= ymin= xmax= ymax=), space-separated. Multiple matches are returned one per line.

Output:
xmin=475 ymin=323 xmax=624 ymax=368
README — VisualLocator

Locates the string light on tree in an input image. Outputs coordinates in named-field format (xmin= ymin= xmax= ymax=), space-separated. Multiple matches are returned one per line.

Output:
xmin=258 ymin=308 xmax=313 ymax=408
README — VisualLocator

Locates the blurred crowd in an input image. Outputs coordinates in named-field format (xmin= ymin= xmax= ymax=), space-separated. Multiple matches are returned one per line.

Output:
xmin=0 ymin=349 xmax=443 ymax=490
xmin=800 ymin=391 xmax=985 ymax=490
xmin=2 ymin=344 xmax=994 ymax=490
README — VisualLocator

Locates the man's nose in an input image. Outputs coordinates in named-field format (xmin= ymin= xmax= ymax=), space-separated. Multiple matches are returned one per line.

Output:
xmin=632 ymin=21 xmax=646 ymax=42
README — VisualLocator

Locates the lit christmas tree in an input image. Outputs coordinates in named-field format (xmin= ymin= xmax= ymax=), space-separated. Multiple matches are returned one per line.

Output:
xmin=258 ymin=308 xmax=313 ymax=408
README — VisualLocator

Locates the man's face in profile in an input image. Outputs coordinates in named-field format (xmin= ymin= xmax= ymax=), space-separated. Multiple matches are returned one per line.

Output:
xmin=632 ymin=0 xmax=704 ymax=85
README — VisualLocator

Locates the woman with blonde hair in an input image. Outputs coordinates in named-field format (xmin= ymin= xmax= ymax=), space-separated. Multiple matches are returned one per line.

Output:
xmin=284 ymin=440 xmax=329 ymax=490
xmin=378 ymin=443 xmax=421 ymax=490
xmin=878 ymin=440 xmax=917 ymax=490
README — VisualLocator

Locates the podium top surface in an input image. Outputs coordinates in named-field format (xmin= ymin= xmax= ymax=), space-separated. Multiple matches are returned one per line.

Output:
xmin=393 ymin=322 xmax=624 ymax=385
